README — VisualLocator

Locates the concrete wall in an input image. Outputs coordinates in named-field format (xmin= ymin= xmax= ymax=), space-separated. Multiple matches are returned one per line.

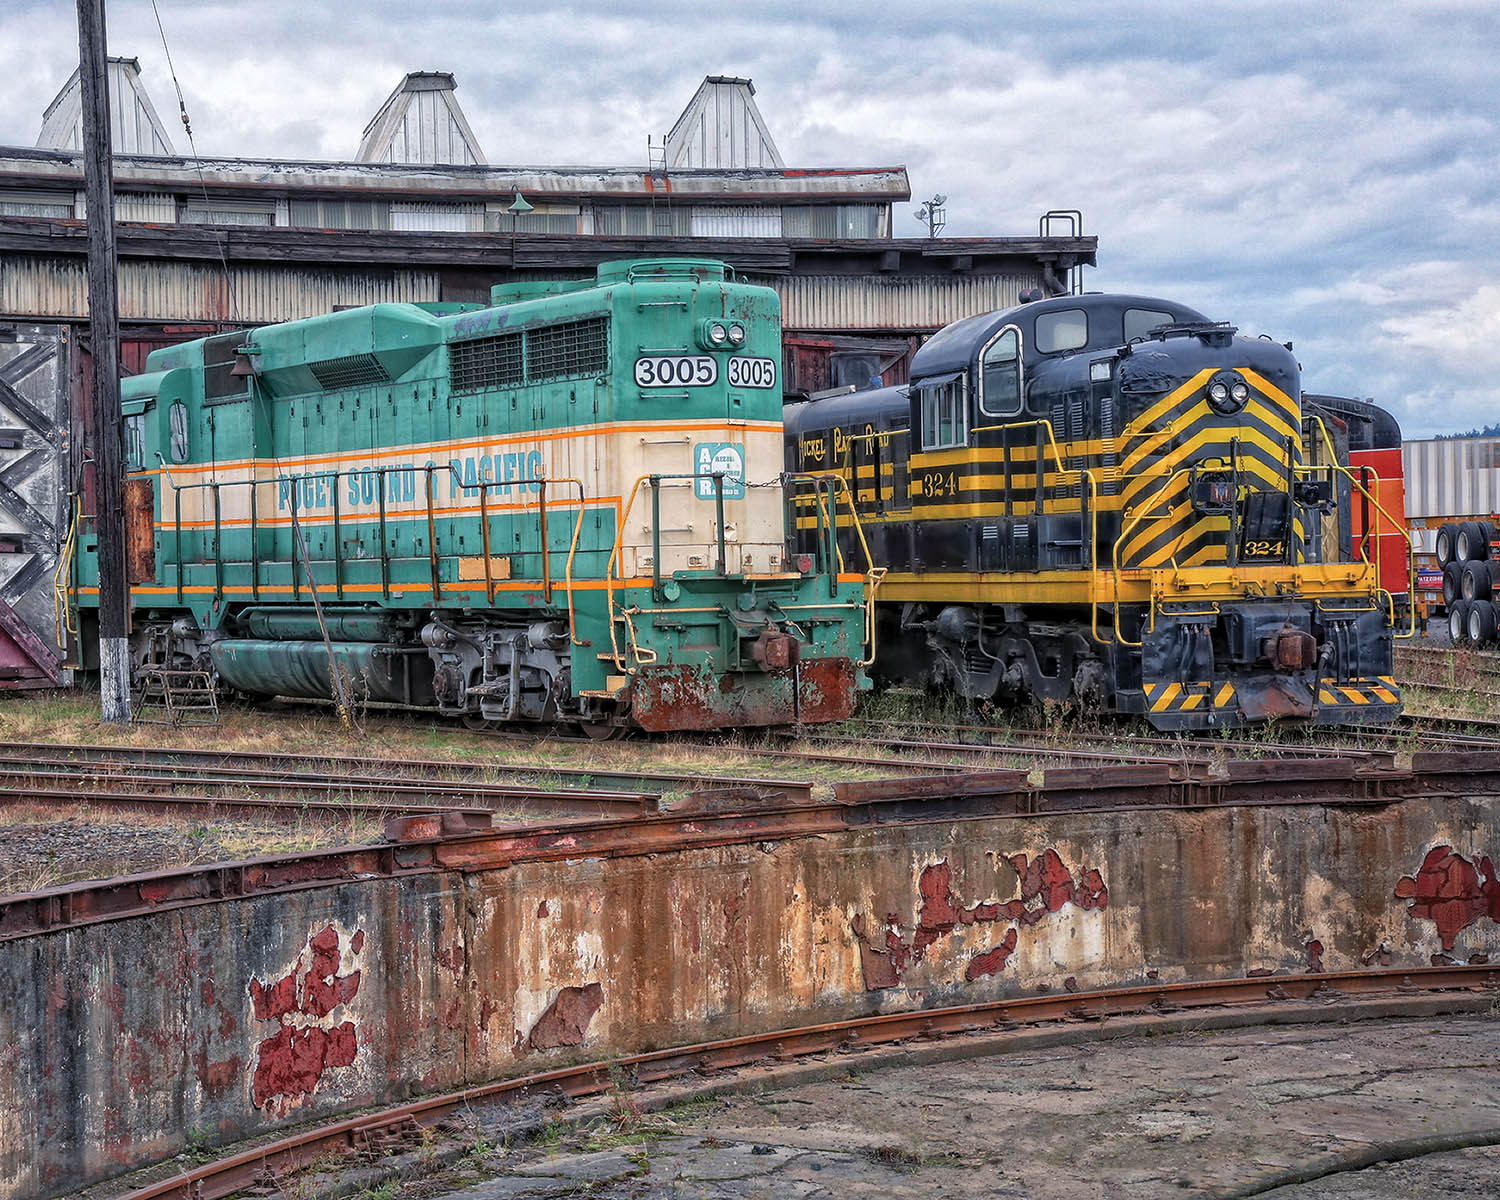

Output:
xmin=5 ymin=795 xmax=1500 ymax=1198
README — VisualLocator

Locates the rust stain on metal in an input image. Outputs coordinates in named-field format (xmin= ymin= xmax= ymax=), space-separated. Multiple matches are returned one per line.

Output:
xmin=1395 ymin=845 xmax=1500 ymax=950
xmin=248 ymin=925 xmax=364 ymax=1113
xmin=523 ymin=983 xmax=603 ymax=1053
xmin=631 ymin=658 xmax=857 ymax=731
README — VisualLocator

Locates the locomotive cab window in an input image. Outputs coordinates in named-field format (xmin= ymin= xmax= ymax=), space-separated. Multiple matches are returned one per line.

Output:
xmin=1034 ymin=309 xmax=1088 ymax=354
xmin=123 ymin=413 xmax=147 ymax=471
xmin=168 ymin=401 xmax=190 ymax=463
xmin=979 ymin=327 xmax=1022 ymax=417
xmin=918 ymin=372 xmax=967 ymax=450
xmin=1124 ymin=307 xmax=1174 ymax=341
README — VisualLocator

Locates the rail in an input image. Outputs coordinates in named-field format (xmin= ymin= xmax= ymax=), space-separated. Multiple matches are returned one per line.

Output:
xmin=9 ymin=749 xmax=1498 ymax=941
xmin=115 ymin=963 xmax=1500 ymax=1200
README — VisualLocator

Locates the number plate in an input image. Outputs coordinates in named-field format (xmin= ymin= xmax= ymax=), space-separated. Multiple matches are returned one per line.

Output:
xmin=634 ymin=355 xmax=717 ymax=388
xmin=727 ymin=355 xmax=777 ymax=389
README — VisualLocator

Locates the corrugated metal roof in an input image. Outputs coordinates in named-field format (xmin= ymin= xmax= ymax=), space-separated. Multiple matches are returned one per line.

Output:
xmin=665 ymin=77 xmax=784 ymax=170
xmin=36 ymin=57 xmax=175 ymax=157
xmin=356 ymin=73 xmax=486 ymax=166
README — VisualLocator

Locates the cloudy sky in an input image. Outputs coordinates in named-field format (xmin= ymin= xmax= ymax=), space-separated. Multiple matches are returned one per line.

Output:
xmin=1 ymin=0 xmax=1496 ymax=436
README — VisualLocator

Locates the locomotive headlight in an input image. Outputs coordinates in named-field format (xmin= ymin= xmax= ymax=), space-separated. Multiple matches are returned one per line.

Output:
xmin=697 ymin=320 xmax=730 ymax=350
xmin=727 ymin=322 xmax=746 ymax=345
xmin=1206 ymin=369 xmax=1250 ymax=413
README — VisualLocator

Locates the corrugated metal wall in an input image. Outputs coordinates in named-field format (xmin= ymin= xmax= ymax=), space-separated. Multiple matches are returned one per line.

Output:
xmin=0 ymin=255 xmax=441 ymax=323
xmin=769 ymin=273 xmax=1040 ymax=332
xmin=2 ymin=255 xmax=1039 ymax=333
xmin=1403 ymin=438 xmax=1500 ymax=522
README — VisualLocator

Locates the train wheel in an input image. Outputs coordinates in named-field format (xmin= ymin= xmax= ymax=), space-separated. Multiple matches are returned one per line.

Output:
xmin=1436 ymin=523 xmax=1458 ymax=567
xmin=1450 ymin=599 xmax=1472 ymax=646
xmin=460 ymin=713 xmax=497 ymax=731
xmin=1471 ymin=600 xmax=1498 ymax=648
xmin=576 ymin=720 xmax=628 ymax=741
xmin=1459 ymin=521 xmax=1489 ymax=562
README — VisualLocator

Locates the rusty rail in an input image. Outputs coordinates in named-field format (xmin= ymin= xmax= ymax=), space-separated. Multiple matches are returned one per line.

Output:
xmin=114 ymin=963 xmax=1500 ymax=1200
xmin=0 ymin=739 xmax=813 ymax=805
xmin=8 ymin=751 xmax=1496 ymax=942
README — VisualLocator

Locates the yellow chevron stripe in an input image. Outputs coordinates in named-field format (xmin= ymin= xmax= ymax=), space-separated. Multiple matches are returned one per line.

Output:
xmin=1239 ymin=368 xmax=1298 ymax=415
xmin=1319 ymin=687 xmax=1339 ymax=705
xmin=1180 ymin=691 xmax=1206 ymax=710
xmin=1372 ymin=685 xmax=1399 ymax=703
xmin=1121 ymin=419 xmax=1297 ymax=501
xmin=1150 ymin=682 xmax=1184 ymax=712
xmin=1340 ymin=686 xmax=1369 ymax=705
xmin=1214 ymin=682 xmax=1236 ymax=707
xmin=1121 ymin=369 xmax=1216 ymax=435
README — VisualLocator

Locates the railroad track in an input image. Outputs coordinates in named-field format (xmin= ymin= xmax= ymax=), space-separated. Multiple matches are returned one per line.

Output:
xmin=9 ymin=750 xmax=1489 ymax=941
xmin=114 ymin=963 xmax=1500 ymax=1200
xmin=0 ymin=739 xmax=814 ymax=810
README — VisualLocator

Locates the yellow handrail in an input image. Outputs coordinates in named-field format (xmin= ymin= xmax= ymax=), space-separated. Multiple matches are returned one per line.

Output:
xmin=52 ymin=494 xmax=80 ymax=646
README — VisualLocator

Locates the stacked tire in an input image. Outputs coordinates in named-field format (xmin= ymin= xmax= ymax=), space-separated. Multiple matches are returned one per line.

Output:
xmin=1438 ymin=520 xmax=1500 ymax=646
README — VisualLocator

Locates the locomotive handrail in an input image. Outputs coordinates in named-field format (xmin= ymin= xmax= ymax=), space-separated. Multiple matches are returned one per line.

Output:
xmin=783 ymin=470 xmax=882 ymax=665
xmin=460 ymin=472 xmax=588 ymax=604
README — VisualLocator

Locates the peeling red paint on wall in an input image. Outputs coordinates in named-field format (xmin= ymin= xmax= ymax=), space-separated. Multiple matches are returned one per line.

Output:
xmin=1305 ymin=940 xmax=1324 ymax=973
xmin=523 ymin=983 xmax=604 ymax=1054
xmin=965 ymin=929 xmax=1019 ymax=980
xmin=1395 ymin=846 xmax=1500 ymax=950
xmin=247 ymin=924 xmax=364 ymax=1113
xmin=853 ymin=851 xmax=1109 ymax=989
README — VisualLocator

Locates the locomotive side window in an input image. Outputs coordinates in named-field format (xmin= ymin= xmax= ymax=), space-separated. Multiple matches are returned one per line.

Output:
xmin=169 ymin=401 xmax=190 ymax=462
xmin=1035 ymin=309 xmax=1088 ymax=354
xmin=918 ymin=372 xmax=967 ymax=450
xmin=123 ymin=413 xmax=147 ymax=470
xmin=979 ymin=327 xmax=1022 ymax=417
xmin=1124 ymin=307 xmax=1174 ymax=341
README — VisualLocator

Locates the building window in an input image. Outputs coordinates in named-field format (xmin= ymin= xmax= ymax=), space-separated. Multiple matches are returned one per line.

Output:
xmin=389 ymin=201 xmax=484 ymax=232
xmin=289 ymin=198 xmax=390 ymax=230
xmin=486 ymin=205 xmax=580 ymax=234
xmin=783 ymin=204 xmax=883 ymax=238
xmin=180 ymin=198 xmax=277 ymax=226
xmin=0 ymin=189 xmax=76 ymax=218
xmin=592 ymin=205 xmax=653 ymax=236
xmin=918 ymin=373 xmax=967 ymax=451
xmin=979 ymin=327 xmax=1022 ymax=417
xmin=690 ymin=206 xmax=782 ymax=237
xmin=1035 ymin=309 xmax=1088 ymax=354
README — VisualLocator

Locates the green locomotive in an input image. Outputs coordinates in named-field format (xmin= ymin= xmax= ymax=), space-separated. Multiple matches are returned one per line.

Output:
xmin=68 ymin=259 xmax=870 ymax=731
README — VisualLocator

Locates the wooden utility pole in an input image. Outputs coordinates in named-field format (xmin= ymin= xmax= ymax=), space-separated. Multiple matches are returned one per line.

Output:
xmin=76 ymin=0 xmax=131 ymax=722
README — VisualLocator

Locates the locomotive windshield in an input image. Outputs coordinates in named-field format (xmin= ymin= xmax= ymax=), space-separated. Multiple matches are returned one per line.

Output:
xmin=980 ymin=328 xmax=1022 ymax=416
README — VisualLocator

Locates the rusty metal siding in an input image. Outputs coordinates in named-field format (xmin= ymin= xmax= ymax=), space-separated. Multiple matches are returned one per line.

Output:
xmin=0 ymin=255 xmax=441 ymax=322
xmin=1403 ymin=437 xmax=1500 ymax=522
xmin=769 ymin=273 xmax=1040 ymax=332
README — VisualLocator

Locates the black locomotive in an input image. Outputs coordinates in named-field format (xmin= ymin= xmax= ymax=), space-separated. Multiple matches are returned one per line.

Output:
xmin=786 ymin=291 xmax=1403 ymax=729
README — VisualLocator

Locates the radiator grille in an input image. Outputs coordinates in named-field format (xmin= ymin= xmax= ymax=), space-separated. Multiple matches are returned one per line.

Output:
xmin=450 ymin=317 xmax=609 ymax=394
xmin=308 ymin=353 xmax=392 ymax=390
xmin=450 ymin=332 xmax=523 ymax=394
xmin=525 ymin=318 xmax=609 ymax=381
